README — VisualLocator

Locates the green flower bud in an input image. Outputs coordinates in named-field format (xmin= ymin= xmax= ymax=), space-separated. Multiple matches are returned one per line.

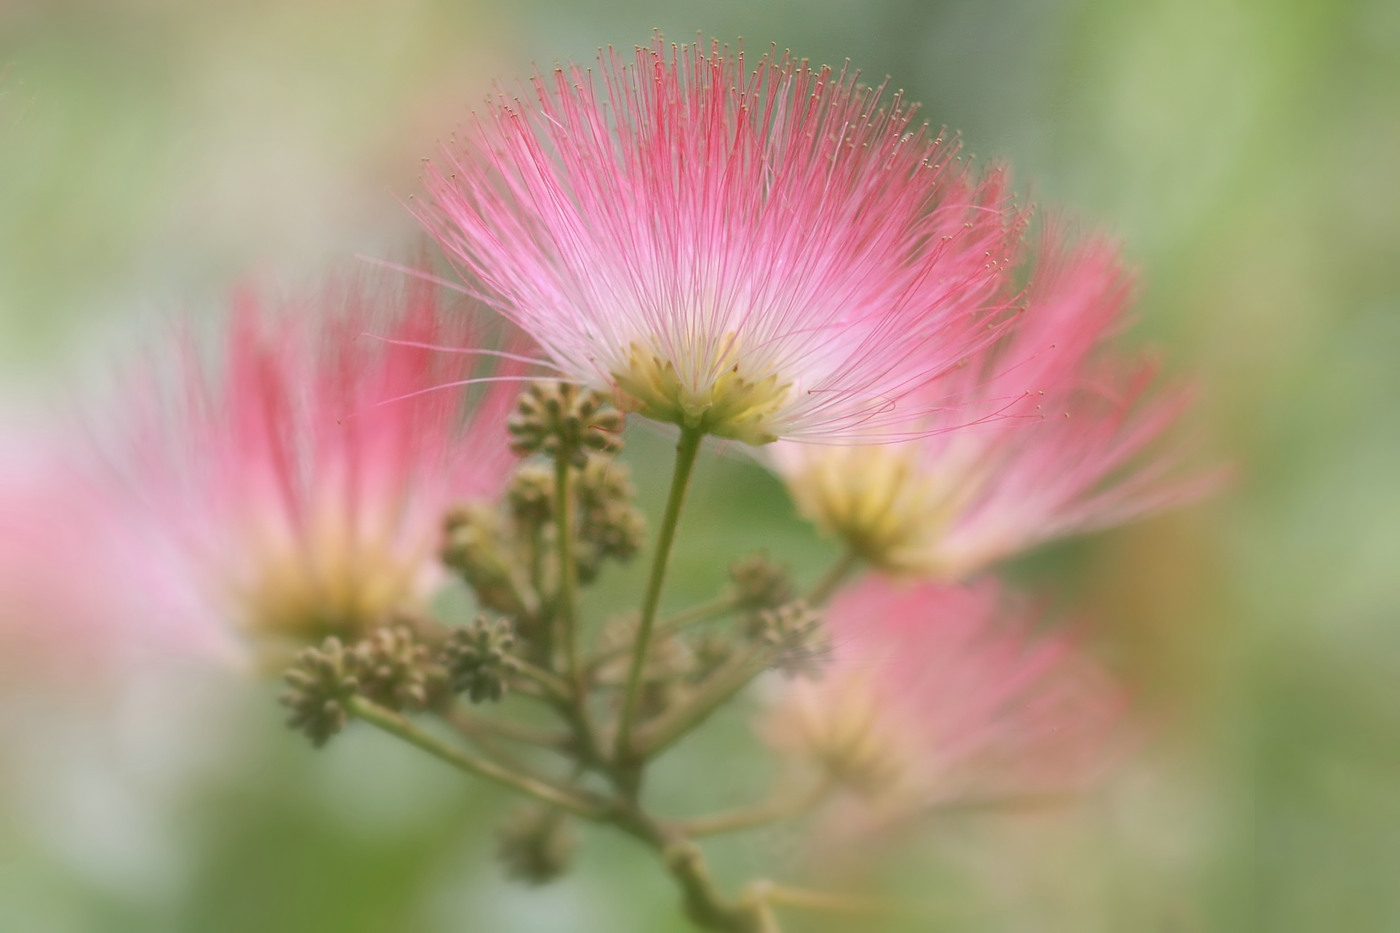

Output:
xmin=728 ymin=552 xmax=795 ymax=612
xmin=353 ymin=625 xmax=444 ymax=712
xmin=442 ymin=616 xmax=520 ymax=703
xmin=507 ymin=381 xmax=624 ymax=467
xmin=280 ymin=637 xmax=360 ymax=747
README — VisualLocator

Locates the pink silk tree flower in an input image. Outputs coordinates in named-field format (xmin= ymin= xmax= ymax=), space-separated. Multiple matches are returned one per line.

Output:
xmin=415 ymin=37 xmax=1025 ymax=446
xmin=770 ymin=232 xmax=1219 ymax=579
xmin=760 ymin=576 xmax=1124 ymax=823
xmin=1 ymin=274 xmax=526 ymax=668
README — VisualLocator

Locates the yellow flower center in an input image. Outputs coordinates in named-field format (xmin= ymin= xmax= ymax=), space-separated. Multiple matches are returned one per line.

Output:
xmin=611 ymin=336 xmax=791 ymax=445
xmin=229 ymin=507 xmax=420 ymax=651
xmin=785 ymin=444 xmax=980 ymax=574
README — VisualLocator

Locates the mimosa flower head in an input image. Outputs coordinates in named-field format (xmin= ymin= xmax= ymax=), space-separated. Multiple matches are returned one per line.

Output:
xmin=3 ymin=273 xmax=529 ymax=666
xmin=772 ymin=231 xmax=1217 ymax=578
xmin=417 ymin=36 xmax=1024 ymax=445
xmin=164 ymin=274 xmax=528 ymax=653
xmin=760 ymin=576 xmax=1123 ymax=819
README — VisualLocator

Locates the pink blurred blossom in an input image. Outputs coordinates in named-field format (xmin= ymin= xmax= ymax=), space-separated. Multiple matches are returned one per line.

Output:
xmin=761 ymin=576 xmax=1124 ymax=828
xmin=771 ymin=231 xmax=1220 ymax=578
xmin=0 ymin=273 xmax=527 ymax=671
xmin=0 ymin=433 xmax=218 ymax=676
xmin=416 ymin=37 xmax=1024 ymax=445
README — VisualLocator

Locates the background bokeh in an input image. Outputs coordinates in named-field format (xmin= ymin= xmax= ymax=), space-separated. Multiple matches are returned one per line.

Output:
xmin=2 ymin=0 xmax=1397 ymax=929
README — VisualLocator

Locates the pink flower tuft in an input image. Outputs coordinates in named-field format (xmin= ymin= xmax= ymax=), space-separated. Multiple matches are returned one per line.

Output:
xmin=761 ymin=575 xmax=1124 ymax=824
xmin=771 ymin=230 xmax=1221 ymax=578
xmin=416 ymin=37 xmax=1024 ymax=445
xmin=0 ymin=273 xmax=529 ymax=668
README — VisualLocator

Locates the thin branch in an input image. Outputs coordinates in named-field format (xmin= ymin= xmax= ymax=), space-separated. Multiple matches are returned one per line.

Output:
xmin=554 ymin=453 xmax=583 ymax=686
xmin=346 ymin=696 xmax=610 ymax=821
xmin=616 ymin=425 xmax=705 ymax=773
xmin=512 ymin=657 xmax=572 ymax=701
xmin=608 ymin=805 xmax=770 ymax=933
xmin=442 ymin=706 xmax=571 ymax=751
xmin=634 ymin=647 xmax=769 ymax=759
xmin=588 ymin=595 xmax=741 ymax=675
xmin=657 ymin=595 xmax=743 ymax=638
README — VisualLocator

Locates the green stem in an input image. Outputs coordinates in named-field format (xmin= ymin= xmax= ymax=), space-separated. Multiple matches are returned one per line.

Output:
xmin=616 ymin=425 xmax=705 ymax=767
xmin=554 ymin=698 xmax=608 ymax=774
xmin=804 ymin=550 xmax=861 ymax=606
xmin=658 ymin=595 xmax=742 ymax=636
xmin=442 ymin=706 xmax=571 ymax=752
xmin=608 ymin=806 xmax=769 ymax=933
xmin=513 ymin=657 xmax=573 ymax=702
xmin=634 ymin=647 xmax=769 ymax=759
xmin=547 ymin=456 xmax=611 ymax=779
xmin=526 ymin=521 xmax=550 ymax=666
xmin=346 ymin=696 xmax=609 ymax=821
xmin=554 ymin=454 xmax=581 ymax=685
xmin=663 ymin=840 xmax=771 ymax=932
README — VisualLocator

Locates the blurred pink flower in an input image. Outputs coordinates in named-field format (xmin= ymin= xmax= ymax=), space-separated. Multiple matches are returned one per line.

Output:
xmin=761 ymin=575 xmax=1124 ymax=826
xmin=0 ymin=433 xmax=217 ymax=676
xmin=0 ymin=273 xmax=526 ymax=670
xmin=417 ymin=37 xmax=1023 ymax=445
xmin=771 ymin=232 xmax=1219 ymax=578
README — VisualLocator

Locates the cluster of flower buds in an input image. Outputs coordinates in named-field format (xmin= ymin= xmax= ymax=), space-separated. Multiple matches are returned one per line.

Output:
xmin=727 ymin=553 xmax=796 ymax=615
xmin=442 ymin=381 xmax=646 ymax=650
xmin=280 ymin=637 xmax=363 ymax=748
xmin=280 ymin=615 xmax=525 ymax=746
xmin=443 ymin=617 xmax=521 ymax=703
xmin=441 ymin=503 xmax=533 ymax=620
xmin=507 ymin=381 xmax=624 ymax=467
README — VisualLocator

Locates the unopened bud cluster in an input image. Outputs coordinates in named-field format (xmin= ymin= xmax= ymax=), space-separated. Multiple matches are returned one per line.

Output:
xmin=441 ymin=385 xmax=644 ymax=653
xmin=752 ymin=602 xmax=830 ymax=680
xmin=508 ymin=381 xmax=624 ymax=467
xmin=575 ymin=458 xmax=647 ymax=582
xmin=281 ymin=637 xmax=361 ymax=747
xmin=356 ymin=625 xmax=446 ymax=711
xmin=444 ymin=616 xmax=520 ymax=703
xmin=280 ymin=617 xmax=523 ymax=746
xmin=728 ymin=553 xmax=795 ymax=612
xmin=442 ymin=503 xmax=530 ymax=618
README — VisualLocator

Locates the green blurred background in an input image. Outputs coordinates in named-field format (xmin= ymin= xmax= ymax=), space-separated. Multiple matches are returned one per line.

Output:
xmin=2 ymin=0 xmax=1397 ymax=929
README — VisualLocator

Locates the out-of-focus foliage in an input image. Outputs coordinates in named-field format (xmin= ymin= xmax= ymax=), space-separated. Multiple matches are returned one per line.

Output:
xmin=2 ymin=0 xmax=1397 ymax=929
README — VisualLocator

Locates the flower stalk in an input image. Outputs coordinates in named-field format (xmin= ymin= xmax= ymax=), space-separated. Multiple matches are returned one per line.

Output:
xmin=346 ymin=695 xmax=611 ymax=820
xmin=553 ymin=452 xmax=582 ymax=686
xmin=634 ymin=646 xmax=770 ymax=759
xmin=615 ymin=425 xmax=705 ymax=771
